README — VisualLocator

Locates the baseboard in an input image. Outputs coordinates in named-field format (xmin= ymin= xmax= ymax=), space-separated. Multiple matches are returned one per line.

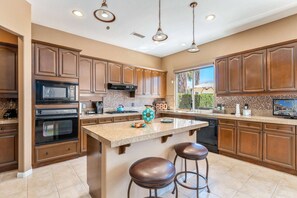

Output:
xmin=17 ymin=168 xmax=32 ymax=178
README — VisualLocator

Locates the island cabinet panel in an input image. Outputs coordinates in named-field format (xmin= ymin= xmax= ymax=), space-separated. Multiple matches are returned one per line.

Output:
xmin=135 ymin=68 xmax=144 ymax=95
xmin=0 ymin=44 xmax=18 ymax=94
xmin=0 ymin=124 xmax=18 ymax=172
xmin=218 ymin=123 xmax=237 ymax=154
xmin=79 ymin=57 xmax=93 ymax=93
xmin=242 ymin=50 xmax=266 ymax=92
xmin=34 ymin=44 xmax=58 ymax=77
xmin=58 ymin=49 xmax=79 ymax=78
xmin=151 ymin=71 xmax=160 ymax=96
xmin=263 ymin=131 xmax=295 ymax=169
xmin=160 ymin=72 xmax=167 ymax=98
xmin=267 ymin=43 xmax=297 ymax=91
xmin=123 ymin=65 xmax=135 ymax=84
xmin=144 ymin=69 xmax=152 ymax=95
xmin=215 ymin=58 xmax=228 ymax=94
xmin=228 ymin=55 xmax=242 ymax=93
xmin=93 ymin=60 xmax=107 ymax=93
xmin=81 ymin=119 xmax=98 ymax=153
xmin=237 ymin=126 xmax=262 ymax=161
xmin=108 ymin=62 xmax=122 ymax=84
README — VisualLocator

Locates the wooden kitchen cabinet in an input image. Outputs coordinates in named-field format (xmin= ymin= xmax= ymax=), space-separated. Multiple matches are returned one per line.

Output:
xmin=0 ymin=44 xmax=18 ymax=95
xmin=237 ymin=121 xmax=262 ymax=161
xmin=34 ymin=43 xmax=79 ymax=78
xmin=151 ymin=71 xmax=160 ymax=96
xmin=228 ymin=55 xmax=242 ymax=93
xmin=242 ymin=50 xmax=266 ymax=92
xmin=144 ymin=69 xmax=152 ymax=95
xmin=79 ymin=57 xmax=93 ymax=93
xmin=267 ymin=43 xmax=297 ymax=91
xmin=108 ymin=62 xmax=122 ymax=83
xmin=218 ymin=120 xmax=237 ymax=154
xmin=93 ymin=59 xmax=107 ymax=93
xmin=0 ymin=124 xmax=18 ymax=172
xmin=123 ymin=65 xmax=135 ymax=84
xmin=135 ymin=68 xmax=144 ymax=95
xmin=160 ymin=72 xmax=167 ymax=98
xmin=215 ymin=58 xmax=228 ymax=94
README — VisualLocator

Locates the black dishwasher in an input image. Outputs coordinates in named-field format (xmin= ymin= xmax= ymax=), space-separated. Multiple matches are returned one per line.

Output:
xmin=196 ymin=117 xmax=218 ymax=153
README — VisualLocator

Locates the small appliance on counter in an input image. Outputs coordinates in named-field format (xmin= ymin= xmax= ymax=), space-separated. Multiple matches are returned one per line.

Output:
xmin=242 ymin=103 xmax=252 ymax=117
xmin=235 ymin=104 xmax=241 ymax=116
xmin=93 ymin=101 xmax=104 ymax=114
xmin=3 ymin=109 xmax=17 ymax=119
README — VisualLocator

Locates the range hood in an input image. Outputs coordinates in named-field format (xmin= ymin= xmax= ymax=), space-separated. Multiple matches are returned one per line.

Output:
xmin=107 ymin=83 xmax=137 ymax=91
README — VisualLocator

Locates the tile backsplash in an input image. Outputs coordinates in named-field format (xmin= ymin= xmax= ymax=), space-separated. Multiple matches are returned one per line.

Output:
xmin=0 ymin=99 xmax=17 ymax=118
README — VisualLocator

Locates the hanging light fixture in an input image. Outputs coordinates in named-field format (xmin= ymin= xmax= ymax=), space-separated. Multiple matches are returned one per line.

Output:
xmin=94 ymin=0 xmax=116 ymax=23
xmin=152 ymin=0 xmax=168 ymax=42
xmin=188 ymin=2 xmax=200 ymax=53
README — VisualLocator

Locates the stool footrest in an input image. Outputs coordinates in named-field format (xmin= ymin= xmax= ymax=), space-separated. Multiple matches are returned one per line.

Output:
xmin=175 ymin=171 xmax=209 ymax=190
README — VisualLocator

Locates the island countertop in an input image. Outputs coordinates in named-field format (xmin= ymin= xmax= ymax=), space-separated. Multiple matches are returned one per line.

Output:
xmin=82 ymin=118 xmax=208 ymax=148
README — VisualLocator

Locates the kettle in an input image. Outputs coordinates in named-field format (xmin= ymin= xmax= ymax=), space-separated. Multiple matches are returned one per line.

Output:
xmin=117 ymin=104 xmax=124 ymax=112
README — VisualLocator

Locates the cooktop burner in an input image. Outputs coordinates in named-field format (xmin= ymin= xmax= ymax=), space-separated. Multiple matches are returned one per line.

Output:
xmin=105 ymin=111 xmax=139 ymax=114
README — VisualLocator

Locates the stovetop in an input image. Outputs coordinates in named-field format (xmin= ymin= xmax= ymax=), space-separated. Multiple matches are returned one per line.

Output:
xmin=105 ymin=111 xmax=139 ymax=114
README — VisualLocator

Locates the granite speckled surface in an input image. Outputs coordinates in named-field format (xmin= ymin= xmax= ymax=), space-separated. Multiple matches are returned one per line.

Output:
xmin=160 ymin=110 xmax=297 ymax=125
xmin=80 ymin=112 xmax=142 ymax=120
xmin=82 ymin=118 xmax=208 ymax=147
xmin=0 ymin=119 xmax=18 ymax=124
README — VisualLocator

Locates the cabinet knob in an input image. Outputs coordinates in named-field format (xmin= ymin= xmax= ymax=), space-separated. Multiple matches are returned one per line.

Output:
xmin=0 ymin=127 xmax=3 ymax=130
xmin=45 ymin=152 xmax=48 ymax=155
xmin=68 ymin=148 xmax=71 ymax=151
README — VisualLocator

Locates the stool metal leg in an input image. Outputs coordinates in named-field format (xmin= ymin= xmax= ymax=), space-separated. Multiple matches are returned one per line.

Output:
xmin=206 ymin=158 xmax=210 ymax=193
xmin=127 ymin=179 xmax=133 ymax=198
xmin=154 ymin=189 xmax=158 ymax=198
xmin=184 ymin=159 xmax=187 ymax=183
xmin=173 ymin=154 xmax=178 ymax=165
xmin=195 ymin=160 xmax=200 ymax=198
xmin=149 ymin=189 xmax=152 ymax=197
xmin=174 ymin=179 xmax=178 ymax=198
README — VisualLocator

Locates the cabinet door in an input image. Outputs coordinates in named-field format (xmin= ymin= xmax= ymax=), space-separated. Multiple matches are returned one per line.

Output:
xmin=135 ymin=68 xmax=144 ymax=95
xmin=93 ymin=59 xmax=107 ymax=93
xmin=237 ymin=127 xmax=262 ymax=160
xmin=215 ymin=58 xmax=228 ymax=94
xmin=242 ymin=50 xmax=266 ymax=92
xmin=123 ymin=65 xmax=135 ymax=84
xmin=263 ymin=132 xmax=295 ymax=169
xmin=151 ymin=71 xmax=160 ymax=96
xmin=160 ymin=72 xmax=167 ymax=98
xmin=35 ymin=44 xmax=58 ymax=76
xmin=79 ymin=57 xmax=93 ymax=93
xmin=267 ymin=43 xmax=297 ymax=91
xmin=0 ymin=45 xmax=17 ymax=94
xmin=108 ymin=62 xmax=122 ymax=83
xmin=218 ymin=125 xmax=236 ymax=154
xmin=228 ymin=55 xmax=242 ymax=93
xmin=59 ymin=49 xmax=79 ymax=78
xmin=144 ymin=70 xmax=152 ymax=95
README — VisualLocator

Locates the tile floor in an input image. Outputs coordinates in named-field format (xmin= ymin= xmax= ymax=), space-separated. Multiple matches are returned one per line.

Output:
xmin=0 ymin=153 xmax=297 ymax=198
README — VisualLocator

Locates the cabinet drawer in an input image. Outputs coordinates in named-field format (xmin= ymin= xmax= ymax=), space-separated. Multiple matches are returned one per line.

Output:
xmin=263 ymin=123 xmax=295 ymax=134
xmin=114 ymin=116 xmax=129 ymax=122
xmin=238 ymin=121 xmax=262 ymax=130
xmin=35 ymin=141 xmax=78 ymax=163
xmin=81 ymin=119 xmax=97 ymax=126
xmin=0 ymin=124 xmax=18 ymax=133
xmin=219 ymin=119 xmax=236 ymax=127
xmin=98 ymin=117 xmax=114 ymax=124
xmin=128 ymin=115 xmax=142 ymax=121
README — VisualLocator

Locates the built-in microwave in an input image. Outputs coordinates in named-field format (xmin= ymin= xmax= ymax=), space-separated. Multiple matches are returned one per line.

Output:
xmin=36 ymin=80 xmax=79 ymax=104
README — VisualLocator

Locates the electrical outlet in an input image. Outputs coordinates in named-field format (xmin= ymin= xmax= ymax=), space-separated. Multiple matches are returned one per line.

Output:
xmin=131 ymin=103 xmax=135 ymax=107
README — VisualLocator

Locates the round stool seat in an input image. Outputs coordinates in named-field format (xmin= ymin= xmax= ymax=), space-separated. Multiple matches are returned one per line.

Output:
xmin=174 ymin=142 xmax=208 ymax=160
xmin=129 ymin=157 xmax=176 ymax=189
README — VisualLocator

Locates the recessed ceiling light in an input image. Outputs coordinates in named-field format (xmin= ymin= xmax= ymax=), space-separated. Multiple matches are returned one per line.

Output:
xmin=72 ymin=10 xmax=83 ymax=17
xmin=205 ymin=14 xmax=216 ymax=21
xmin=181 ymin=43 xmax=187 ymax=46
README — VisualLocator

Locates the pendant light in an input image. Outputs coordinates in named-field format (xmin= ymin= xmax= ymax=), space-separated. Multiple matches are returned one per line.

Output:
xmin=94 ymin=0 xmax=116 ymax=23
xmin=188 ymin=2 xmax=200 ymax=53
xmin=152 ymin=0 xmax=168 ymax=42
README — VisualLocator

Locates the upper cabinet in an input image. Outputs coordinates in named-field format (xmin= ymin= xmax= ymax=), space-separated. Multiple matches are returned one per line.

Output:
xmin=151 ymin=71 xmax=160 ymax=96
xmin=0 ymin=44 xmax=18 ymax=95
xmin=242 ymin=50 xmax=266 ymax=92
xmin=108 ymin=62 xmax=122 ymax=84
xmin=79 ymin=57 xmax=93 ymax=93
xmin=93 ymin=59 xmax=107 ymax=93
xmin=123 ymin=65 xmax=135 ymax=84
xmin=267 ymin=43 xmax=297 ymax=91
xmin=228 ymin=55 xmax=242 ymax=93
xmin=160 ymin=72 xmax=167 ymax=98
xmin=135 ymin=68 xmax=144 ymax=95
xmin=215 ymin=58 xmax=228 ymax=94
xmin=144 ymin=70 xmax=152 ymax=95
xmin=33 ymin=43 xmax=80 ymax=79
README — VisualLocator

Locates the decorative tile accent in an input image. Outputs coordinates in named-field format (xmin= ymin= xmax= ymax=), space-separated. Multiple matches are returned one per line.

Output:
xmin=0 ymin=99 xmax=17 ymax=118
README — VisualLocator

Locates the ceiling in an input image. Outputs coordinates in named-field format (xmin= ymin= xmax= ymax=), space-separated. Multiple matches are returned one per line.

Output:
xmin=27 ymin=0 xmax=297 ymax=57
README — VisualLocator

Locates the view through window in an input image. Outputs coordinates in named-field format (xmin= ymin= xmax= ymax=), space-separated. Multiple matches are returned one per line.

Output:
xmin=176 ymin=65 xmax=214 ymax=110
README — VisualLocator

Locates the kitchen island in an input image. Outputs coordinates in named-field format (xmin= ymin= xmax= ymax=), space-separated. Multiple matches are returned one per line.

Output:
xmin=82 ymin=118 xmax=208 ymax=198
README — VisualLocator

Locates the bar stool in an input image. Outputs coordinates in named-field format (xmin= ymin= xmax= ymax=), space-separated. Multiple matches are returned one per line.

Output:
xmin=127 ymin=157 xmax=178 ymax=198
xmin=172 ymin=142 xmax=210 ymax=198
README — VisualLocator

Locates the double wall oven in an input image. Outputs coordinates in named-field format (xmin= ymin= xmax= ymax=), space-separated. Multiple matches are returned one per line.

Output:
xmin=35 ymin=80 xmax=79 ymax=146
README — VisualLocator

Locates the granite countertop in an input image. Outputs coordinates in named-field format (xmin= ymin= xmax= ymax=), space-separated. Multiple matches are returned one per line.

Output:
xmin=82 ymin=118 xmax=208 ymax=148
xmin=0 ymin=118 xmax=18 ymax=124
xmin=160 ymin=110 xmax=297 ymax=125
xmin=80 ymin=112 xmax=142 ymax=120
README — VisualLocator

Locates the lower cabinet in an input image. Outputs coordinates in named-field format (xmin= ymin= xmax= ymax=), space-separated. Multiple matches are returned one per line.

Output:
xmin=218 ymin=125 xmax=237 ymax=154
xmin=0 ymin=124 xmax=18 ymax=172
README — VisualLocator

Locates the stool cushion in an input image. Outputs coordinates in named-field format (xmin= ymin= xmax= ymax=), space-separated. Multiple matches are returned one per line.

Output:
xmin=174 ymin=142 xmax=208 ymax=160
xmin=129 ymin=157 xmax=175 ymax=188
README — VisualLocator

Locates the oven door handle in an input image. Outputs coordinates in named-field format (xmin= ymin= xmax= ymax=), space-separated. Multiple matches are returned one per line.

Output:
xmin=35 ymin=115 xmax=78 ymax=120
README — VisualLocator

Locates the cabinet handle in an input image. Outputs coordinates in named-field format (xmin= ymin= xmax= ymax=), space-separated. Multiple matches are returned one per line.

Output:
xmin=45 ymin=152 xmax=48 ymax=155
xmin=0 ymin=127 xmax=3 ymax=130
xmin=68 ymin=148 xmax=71 ymax=151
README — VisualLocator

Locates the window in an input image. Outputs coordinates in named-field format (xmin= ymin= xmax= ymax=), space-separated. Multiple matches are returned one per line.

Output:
xmin=176 ymin=65 xmax=214 ymax=110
